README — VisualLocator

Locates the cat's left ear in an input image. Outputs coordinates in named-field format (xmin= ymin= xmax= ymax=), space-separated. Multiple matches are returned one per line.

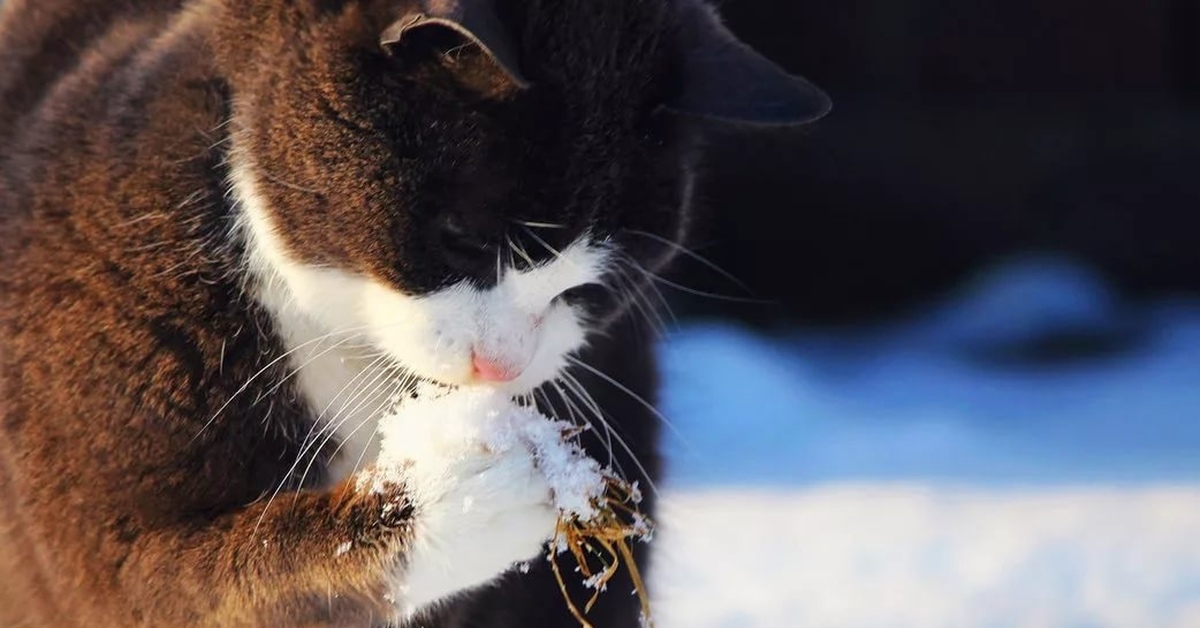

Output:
xmin=668 ymin=2 xmax=831 ymax=126
xmin=381 ymin=0 xmax=529 ymax=87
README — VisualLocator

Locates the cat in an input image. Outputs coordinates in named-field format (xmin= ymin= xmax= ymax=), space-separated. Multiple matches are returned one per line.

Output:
xmin=0 ymin=0 xmax=828 ymax=626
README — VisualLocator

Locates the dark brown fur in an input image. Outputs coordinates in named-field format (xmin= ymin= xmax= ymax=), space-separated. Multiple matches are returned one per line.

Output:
xmin=0 ymin=0 xmax=825 ymax=625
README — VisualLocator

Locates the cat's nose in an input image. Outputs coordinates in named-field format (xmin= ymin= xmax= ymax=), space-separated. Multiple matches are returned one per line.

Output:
xmin=437 ymin=213 xmax=498 ymax=277
xmin=471 ymin=351 xmax=524 ymax=383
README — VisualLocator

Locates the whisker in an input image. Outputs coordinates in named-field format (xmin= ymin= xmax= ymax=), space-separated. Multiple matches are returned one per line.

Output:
xmin=644 ymin=271 xmax=774 ymax=304
xmin=603 ymin=272 xmax=654 ymax=337
xmin=520 ymin=227 xmax=564 ymax=261
xmin=622 ymin=228 xmax=754 ymax=295
xmin=345 ymin=375 xmax=417 ymax=480
xmin=252 ymin=356 xmax=394 ymax=537
xmin=607 ymin=262 xmax=669 ymax=336
xmin=331 ymin=372 xmax=414 ymax=480
xmin=495 ymin=237 xmax=504 ymax=285
xmin=315 ymin=354 xmax=393 ymax=428
xmin=617 ymin=249 xmax=770 ymax=306
xmin=313 ymin=358 xmax=399 ymax=450
xmin=548 ymin=379 xmax=616 ymax=469
xmin=195 ymin=324 xmax=377 ymax=442
xmin=289 ymin=353 xmax=392 ymax=476
xmin=566 ymin=356 xmax=685 ymax=442
xmin=347 ymin=418 xmax=382 ymax=481
xmin=557 ymin=372 xmax=658 ymax=497
xmin=545 ymin=380 xmax=581 ymax=427
xmin=506 ymin=235 xmax=537 ymax=270
xmin=615 ymin=253 xmax=680 ymax=328
xmin=290 ymin=366 xmax=403 ymax=508
xmin=257 ymin=167 xmax=322 ymax=195
xmin=261 ymin=333 xmax=368 ymax=400
xmin=510 ymin=218 xmax=568 ymax=230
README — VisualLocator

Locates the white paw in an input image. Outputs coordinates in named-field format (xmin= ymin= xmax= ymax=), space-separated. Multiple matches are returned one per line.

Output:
xmin=369 ymin=389 xmax=558 ymax=617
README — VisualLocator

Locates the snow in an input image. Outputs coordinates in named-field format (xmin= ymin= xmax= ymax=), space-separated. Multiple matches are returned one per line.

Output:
xmin=652 ymin=486 xmax=1200 ymax=628
xmin=373 ymin=386 xmax=606 ymax=519
xmin=649 ymin=256 xmax=1200 ymax=628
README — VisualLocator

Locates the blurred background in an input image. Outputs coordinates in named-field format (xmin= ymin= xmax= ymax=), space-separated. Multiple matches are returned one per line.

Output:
xmin=649 ymin=2 xmax=1200 ymax=626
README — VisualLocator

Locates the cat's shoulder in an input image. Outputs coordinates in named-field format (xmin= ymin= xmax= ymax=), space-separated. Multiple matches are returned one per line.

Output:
xmin=0 ymin=0 xmax=216 ymax=145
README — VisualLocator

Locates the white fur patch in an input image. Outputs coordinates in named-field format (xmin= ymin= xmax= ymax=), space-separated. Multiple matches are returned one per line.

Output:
xmin=361 ymin=237 xmax=604 ymax=392
xmin=362 ymin=390 xmax=561 ymax=618
xmin=230 ymin=147 xmax=610 ymax=479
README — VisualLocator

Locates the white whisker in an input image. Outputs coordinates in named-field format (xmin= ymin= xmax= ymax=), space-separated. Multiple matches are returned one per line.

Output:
xmin=549 ymin=379 xmax=616 ymax=469
xmin=615 ymin=253 xmax=680 ymax=327
xmin=195 ymin=324 xmax=377 ymax=442
xmin=290 ymin=366 xmax=403 ymax=507
xmin=623 ymin=228 xmax=755 ymax=294
xmin=332 ymin=373 xmax=415 ymax=480
xmin=506 ymin=235 xmax=537 ymax=270
xmin=287 ymin=353 xmax=392 ymax=477
xmin=608 ymin=261 xmax=669 ymax=336
xmin=253 ymin=354 xmax=393 ymax=537
xmin=262 ymin=332 xmax=368 ymax=399
xmin=557 ymin=371 xmax=658 ymax=496
xmin=510 ymin=218 xmax=567 ymax=230
xmin=566 ymin=355 xmax=684 ymax=442
xmin=520 ymin=227 xmax=564 ymax=261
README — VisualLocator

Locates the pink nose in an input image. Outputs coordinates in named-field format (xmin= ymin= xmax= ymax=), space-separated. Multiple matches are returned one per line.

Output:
xmin=471 ymin=353 xmax=522 ymax=383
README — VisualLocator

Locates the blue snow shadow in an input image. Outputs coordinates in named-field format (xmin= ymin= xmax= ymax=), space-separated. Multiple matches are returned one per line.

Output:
xmin=658 ymin=257 xmax=1200 ymax=487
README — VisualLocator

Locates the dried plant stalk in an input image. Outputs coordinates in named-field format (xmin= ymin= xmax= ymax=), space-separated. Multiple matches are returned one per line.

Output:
xmin=549 ymin=473 xmax=655 ymax=628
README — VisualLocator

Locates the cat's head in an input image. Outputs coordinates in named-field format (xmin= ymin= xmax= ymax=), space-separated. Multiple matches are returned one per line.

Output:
xmin=218 ymin=0 xmax=828 ymax=393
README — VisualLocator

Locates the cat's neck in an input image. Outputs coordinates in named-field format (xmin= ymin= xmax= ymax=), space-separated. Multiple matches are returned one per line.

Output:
xmin=229 ymin=143 xmax=387 ymax=484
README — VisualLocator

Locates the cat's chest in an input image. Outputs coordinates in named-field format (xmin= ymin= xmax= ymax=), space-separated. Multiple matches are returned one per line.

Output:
xmin=290 ymin=343 xmax=389 ymax=484
xmin=269 ymin=311 xmax=393 ymax=486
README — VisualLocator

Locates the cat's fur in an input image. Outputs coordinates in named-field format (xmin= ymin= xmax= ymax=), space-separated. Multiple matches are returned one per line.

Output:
xmin=0 ymin=0 xmax=827 ymax=626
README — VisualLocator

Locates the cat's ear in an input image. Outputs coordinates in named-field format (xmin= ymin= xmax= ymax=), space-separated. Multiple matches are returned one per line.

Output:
xmin=667 ymin=2 xmax=831 ymax=126
xmin=381 ymin=0 xmax=529 ymax=88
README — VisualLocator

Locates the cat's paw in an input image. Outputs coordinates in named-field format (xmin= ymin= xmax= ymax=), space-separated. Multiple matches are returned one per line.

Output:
xmin=399 ymin=436 xmax=556 ymax=613
xmin=367 ymin=391 xmax=558 ymax=616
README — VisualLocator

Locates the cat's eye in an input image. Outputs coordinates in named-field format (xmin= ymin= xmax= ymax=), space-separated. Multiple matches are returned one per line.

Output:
xmin=437 ymin=213 xmax=499 ymax=277
xmin=439 ymin=214 xmax=489 ymax=251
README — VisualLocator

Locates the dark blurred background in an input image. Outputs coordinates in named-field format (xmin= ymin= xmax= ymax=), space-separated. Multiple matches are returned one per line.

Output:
xmin=673 ymin=0 xmax=1200 ymax=329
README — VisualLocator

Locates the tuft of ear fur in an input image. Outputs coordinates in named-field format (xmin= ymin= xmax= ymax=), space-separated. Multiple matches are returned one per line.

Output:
xmin=668 ymin=0 xmax=831 ymax=126
xmin=381 ymin=0 xmax=529 ymax=87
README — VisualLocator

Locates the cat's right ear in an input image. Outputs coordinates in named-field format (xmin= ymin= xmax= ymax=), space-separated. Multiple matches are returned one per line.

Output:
xmin=667 ymin=1 xmax=831 ymax=127
xmin=380 ymin=1 xmax=529 ymax=88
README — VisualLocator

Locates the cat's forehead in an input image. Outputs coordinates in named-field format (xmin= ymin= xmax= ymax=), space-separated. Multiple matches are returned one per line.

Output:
xmin=501 ymin=0 xmax=673 ymax=99
xmin=512 ymin=0 xmax=672 ymax=57
xmin=522 ymin=1 xmax=679 ymax=123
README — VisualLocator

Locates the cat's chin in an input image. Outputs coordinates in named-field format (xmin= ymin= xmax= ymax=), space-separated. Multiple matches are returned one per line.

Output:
xmin=391 ymin=380 xmax=543 ymax=408
xmin=391 ymin=358 xmax=567 ymax=399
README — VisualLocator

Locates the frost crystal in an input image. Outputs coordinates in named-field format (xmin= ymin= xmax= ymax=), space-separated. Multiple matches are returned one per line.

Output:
xmin=631 ymin=512 xmax=654 ymax=541
xmin=583 ymin=572 xmax=608 ymax=591
xmin=373 ymin=387 xmax=606 ymax=521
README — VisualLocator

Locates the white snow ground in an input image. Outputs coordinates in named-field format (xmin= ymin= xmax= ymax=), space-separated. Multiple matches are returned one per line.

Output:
xmin=652 ymin=486 xmax=1200 ymax=628
xmin=649 ymin=258 xmax=1200 ymax=628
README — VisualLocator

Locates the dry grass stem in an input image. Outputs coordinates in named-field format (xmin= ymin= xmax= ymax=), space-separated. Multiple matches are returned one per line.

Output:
xmin=549 ymin=473 xmax=654 ymax=628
